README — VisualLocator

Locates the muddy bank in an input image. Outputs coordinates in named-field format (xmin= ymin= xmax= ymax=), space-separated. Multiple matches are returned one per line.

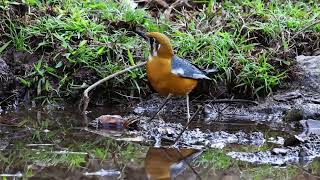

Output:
xmin=2 ymin=104 xmax=320 ymax=179
xmin=85 ymin=55 xmax=320 ymax=167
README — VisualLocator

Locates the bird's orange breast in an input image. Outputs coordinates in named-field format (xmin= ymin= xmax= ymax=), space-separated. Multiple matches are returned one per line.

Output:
xmin=146 ymin=56 xmax=198 ymax=96
xmin=144 ymin=148 xmax=195 ymax=180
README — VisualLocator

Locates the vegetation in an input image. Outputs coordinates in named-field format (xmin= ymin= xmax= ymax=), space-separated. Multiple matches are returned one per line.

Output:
xmin=0 ymin=139 xmax=146 ymax=178
xmin=0 ymin=0 xmax=318 ymax=104
xmin=1 ymin=1 xmax=319 ymax=178
xmin=199 ymin=149 xmax=302 ymax=179
xmin=241 ymin=164 xmax=300 ymax=180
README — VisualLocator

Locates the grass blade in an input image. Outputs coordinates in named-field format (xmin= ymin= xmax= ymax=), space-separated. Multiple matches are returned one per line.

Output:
xmin=0 ymin=41 xmax=11 ymax=54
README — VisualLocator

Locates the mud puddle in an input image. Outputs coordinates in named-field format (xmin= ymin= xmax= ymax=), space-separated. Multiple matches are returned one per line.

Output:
xmin=1 ymin=104 xmax=320 ymax=179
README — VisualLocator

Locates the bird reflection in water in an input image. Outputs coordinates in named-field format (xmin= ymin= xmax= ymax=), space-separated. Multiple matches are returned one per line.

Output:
xmin=144 ymin=147 xmax=202 ymax=180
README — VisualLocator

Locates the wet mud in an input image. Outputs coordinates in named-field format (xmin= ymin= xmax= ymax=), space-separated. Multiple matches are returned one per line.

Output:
xmin=1 ymin=101 xmax=320 ymax=179
xmin=1 ymin=56 xmax=320 ymax=179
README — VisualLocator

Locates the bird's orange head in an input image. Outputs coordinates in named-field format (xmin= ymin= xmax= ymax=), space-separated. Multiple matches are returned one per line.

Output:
xmin=146 ymin=32 xmax=174 ymax=58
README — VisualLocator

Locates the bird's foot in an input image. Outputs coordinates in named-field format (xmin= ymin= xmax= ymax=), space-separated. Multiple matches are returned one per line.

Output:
xmin=187 ymin=113 xmax=191 ymax=122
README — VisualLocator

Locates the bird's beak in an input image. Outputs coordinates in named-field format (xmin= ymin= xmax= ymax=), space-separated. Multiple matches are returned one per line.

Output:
xmin=134 ymin=30 xmax=156 ymax=56
xmin=135 ymin=30 xmax=148 ymax=40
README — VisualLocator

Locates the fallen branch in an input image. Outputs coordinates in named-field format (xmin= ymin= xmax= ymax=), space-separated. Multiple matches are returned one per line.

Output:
xmin=80 ymin=62 xmax=147 ymax=113
xmin=208 ymin=99 xmax=258 ymax=105
xmin=146 ymin=94 xmax=173 ymax=123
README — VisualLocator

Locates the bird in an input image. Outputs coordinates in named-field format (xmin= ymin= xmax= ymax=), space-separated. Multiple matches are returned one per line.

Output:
xmin=136 ymin=31 xmax=212 ymax=122
xmin=144 ymin=147 xmax=202 ymax=179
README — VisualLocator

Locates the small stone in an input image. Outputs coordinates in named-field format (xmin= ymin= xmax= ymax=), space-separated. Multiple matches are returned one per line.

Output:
xmin=284 ymin=108 xmax=303 ymax=122
xmin=272 ymin=148 xmax=288 ymax=154
xmin=302 ymin=103 xmax=320 ymax=119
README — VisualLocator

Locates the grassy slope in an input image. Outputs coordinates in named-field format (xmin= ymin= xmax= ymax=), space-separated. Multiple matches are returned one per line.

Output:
xmin=0 ymin=0 xmax=319 ymax=104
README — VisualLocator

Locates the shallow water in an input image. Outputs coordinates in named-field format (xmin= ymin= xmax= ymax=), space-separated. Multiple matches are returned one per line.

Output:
xmin=0 ymin=104 xmax=320 ymax=179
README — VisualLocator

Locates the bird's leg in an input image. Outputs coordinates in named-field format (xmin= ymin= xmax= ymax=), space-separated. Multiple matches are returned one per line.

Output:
xmin=146 ymin=94 xmax=172 ymax=122
xmin=186 ymin=94 xmax=191 ymax=121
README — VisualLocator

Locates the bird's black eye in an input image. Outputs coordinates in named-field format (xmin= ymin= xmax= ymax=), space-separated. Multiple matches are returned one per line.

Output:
xmin=149 ymin=37 xmax=155 ymax=46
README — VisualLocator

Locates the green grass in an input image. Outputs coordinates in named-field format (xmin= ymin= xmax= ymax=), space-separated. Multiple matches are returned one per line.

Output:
xmin=240 ymin=164 xmax=300 ymax=180
xmin=199 ymin=149 xmax=232 ymax=170
xmin=199 ymin=149 xmax=301 ymax=179
xmin=0 ymin=138 xmax=146 ymax=177
xmin=0 ymin=0 xmax=319 ymax=102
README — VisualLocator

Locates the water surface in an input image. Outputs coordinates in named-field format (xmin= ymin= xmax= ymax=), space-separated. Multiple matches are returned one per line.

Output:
xmin=0 ymin=105 xmax=319 ymax=179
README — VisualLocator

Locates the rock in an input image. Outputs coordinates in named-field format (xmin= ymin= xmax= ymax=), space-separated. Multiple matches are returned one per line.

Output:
xmin=0 ymin=56 xmax=18 ymax=108
xmin=13 ymin=51 xmax=32 ymax=63
xmin=284 ymin=104 xmax=320 ymax=122
xmin=272 ymin=148 xmax=288 ymax=154
xmin=227 ymin=134 xmax=320 ymax=166
xmin=273 ymin=90 xmax=302 ymax=102
xmin=302 ymin=103 xmax=320 ymax=119
xmin=0 ymin=138 xmax=9 ymax=151
xmin=0 ymin=57 xmax=9 ymax=82
xmin=296 ymin=55 xmax=320 ymax=92
xmin=0 ymin=57 xmax=14 ymax=95
xmin=89 ymin=115 xmax=125 ymax=129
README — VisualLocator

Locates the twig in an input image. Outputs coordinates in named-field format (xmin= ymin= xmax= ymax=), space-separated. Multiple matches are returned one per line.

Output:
xmin=0 ymin=172 xmax=22 ymax=177
xmin=293 ymin=164 xmax=320 ymax=179
xmin=0 ymin=123 xmax=19 ymax=127
xmin=218 ymin=104 xmax=231 ymax=114
xmin=146 ymin=94 xmax=172 ymax=123
xmin=79 ymin=62 xmax=147 ymax=113
xmin=26 ymin=144 xmax=55 ymax=147
xmin=0 ymin=93 xmax=17 ymax=105
xmin=173 ymin=106 xmax=202 ymax=145
xmin=52 ymin=150 xmax=88 ymax=155
xmin=175 ymin=149 xmax=202 ymax=180
xmin=160 ymin=148 xmax=202 ymax=180
xmin=151 ymin=0 xmax=169 ymax=8
xmin=208 ymin=99 xmax=258 ymax=105
xmin=291 ymin=20 xmax=320 ymax=39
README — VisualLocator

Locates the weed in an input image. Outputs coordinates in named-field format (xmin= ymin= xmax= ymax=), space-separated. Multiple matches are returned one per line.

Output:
xmin=241 ymin=165 xmax=299 ymax=180
xmin=58 ymin=154 xmax=86 ymax=168
xmin=199 ymin=149 xmax=232 ymax=170
xmin=236 ymin=53 xmax=286 ymax=96
xmin=0 ymin=41 xmax=11 ymax=54
xmin=120 ymin=143 xmax=140 ymax=161
xmin=5 ymin=21 xmax=28 ymax=51
xmin=94 ymin=148 xmax=108 ymax=160
xmin=0 ymin=0 xmax=319 ymax=102
xmin=310 ymin=159 xmax=320 ymax=175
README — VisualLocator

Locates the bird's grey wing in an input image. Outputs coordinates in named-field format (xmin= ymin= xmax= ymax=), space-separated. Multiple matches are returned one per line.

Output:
xmin=171 ymin=56 xmax=210 ymax=80
xmin=170 ymin=150 xmax=203 ymax=178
